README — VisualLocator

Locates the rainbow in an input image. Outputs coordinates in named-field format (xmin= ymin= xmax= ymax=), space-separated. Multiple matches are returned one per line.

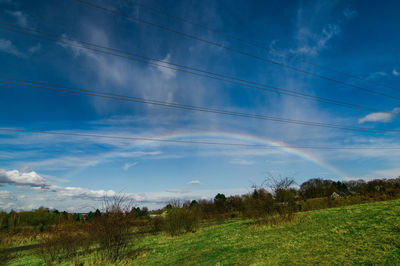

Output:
xmin=66 ymin=131 xmax=346 ymax=178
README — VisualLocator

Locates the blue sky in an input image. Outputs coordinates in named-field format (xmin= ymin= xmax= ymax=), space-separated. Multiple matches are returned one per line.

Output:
xmin=1 ymin=0 xmax=400 ymax=211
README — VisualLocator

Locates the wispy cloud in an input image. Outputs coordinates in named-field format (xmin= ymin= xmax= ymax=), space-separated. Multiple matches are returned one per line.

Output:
xmin=366 ymin=71 xmax=387 ymax=80
xmin=289 ymin=24 xmax=341 ymax=56
xmin=123 ymin=162 xmax=137 ymax=170
xmin=28 ymin=43 xmax=41 ymax=54
xmin=116 ymin=151 xmax=162 ymax=158
xmin=343 ymin=8 xmax=358 ymax=19
xmin=366 ymin=168 xmax=400 ymax=179
xmin=165 ymin=180 xmax=202 ymax=194
xmin=229 ymin=158 xmax=255 ymax=165
xmin=393 ymin=69 xmax=399 ymax=76
xmin=358 ymin=107 xmax=400 ymax=124
xmin=156 ymin=53 xmax=176 ymax=80
xmin=0 ymin=38 xmax=25 ymax=57
xmin=6 ymin=10 xmax=28 ymax=26
xmin=165 ymin=188 xmax=189 ymax=194
xmin=271 ymin=3 xmax=358 ymax=58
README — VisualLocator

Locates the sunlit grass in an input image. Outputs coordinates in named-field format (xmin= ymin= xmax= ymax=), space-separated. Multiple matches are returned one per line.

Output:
xmin=6 ymin=199 xmax=400 ymax=265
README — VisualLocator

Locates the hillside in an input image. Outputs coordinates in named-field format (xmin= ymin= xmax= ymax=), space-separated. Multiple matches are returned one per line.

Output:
xmin=7 ymin=199 xmax=400 ymax=265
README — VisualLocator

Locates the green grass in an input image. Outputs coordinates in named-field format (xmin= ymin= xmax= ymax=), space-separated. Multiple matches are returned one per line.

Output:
xmin=6 ymin=199 xmax=400 ymax=265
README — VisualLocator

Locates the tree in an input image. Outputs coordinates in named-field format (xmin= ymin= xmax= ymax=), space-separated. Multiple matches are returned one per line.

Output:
xmin=264 ymin=176 xmax=297 ymax=219
xmin=214 ymin=193 xmax=226 ymax=202
xmin=189 ymin=200 xmax=198 ymax=208
xmin=299 ymin=178 xmax=337 ymax=199
xmin=89 ymin=194 xmax=134 ymax=262
xmin=214 ymin=193 xmax=227 ymax=213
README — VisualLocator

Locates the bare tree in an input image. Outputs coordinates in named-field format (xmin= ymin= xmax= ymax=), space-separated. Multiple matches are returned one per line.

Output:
xmin=89 ymin=194 xmax=134 ymax=262
xmin=263 ymin=175 xmax=295 ymax=195
xmin=263 ymin=175 xmax=297 ymax=221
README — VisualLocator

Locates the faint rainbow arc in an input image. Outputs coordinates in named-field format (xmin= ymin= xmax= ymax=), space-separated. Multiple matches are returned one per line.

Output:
xmin=66 ymin=131 xmax=346 ymax=178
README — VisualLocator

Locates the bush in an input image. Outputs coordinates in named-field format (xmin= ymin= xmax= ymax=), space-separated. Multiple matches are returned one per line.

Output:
xmin=164 ymin=207 xmax=200 ymax=236
xmin=0 ymin=233 xmax=15 ymax=265
xmin=243 ymin=189 xmax=274 ymax=222
xmin=35 ymin=225 xmax=89 ymax=265
xmin=87 ymin=195 xmax=134 ymax=262
xmin=150 ymin=216 xmax=164 ymax=233
xmin=89 ymin=213 xmax=131 ymax=262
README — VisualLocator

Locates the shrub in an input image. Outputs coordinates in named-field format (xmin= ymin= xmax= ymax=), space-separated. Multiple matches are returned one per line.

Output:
xmin=87 ymin=195 xmax=134 ymax=262
xmin=197 ymin=199 xmax=217 ymax=219
xmin=150 ymin=216 xmax=164 ymax=233
xmin=35 ymin=225 xmax=89 ymax=265
xmin=0 ymin=233 xmax=15 ymax=265
xmin=164 ymin=207 xmax=200 ymax=236
xmin=243 ymin=189 xmax=274 ymax=222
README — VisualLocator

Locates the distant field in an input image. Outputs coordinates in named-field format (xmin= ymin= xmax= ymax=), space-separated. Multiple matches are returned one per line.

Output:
xmin=7 ymin=199 xmax=400 ymax=265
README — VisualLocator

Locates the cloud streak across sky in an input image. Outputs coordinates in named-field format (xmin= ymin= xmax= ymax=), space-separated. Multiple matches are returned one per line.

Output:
xmin=358 ymin=108 xmax=400 ymax=124
xmin=1 ymin=0 xmax=400 ymax=211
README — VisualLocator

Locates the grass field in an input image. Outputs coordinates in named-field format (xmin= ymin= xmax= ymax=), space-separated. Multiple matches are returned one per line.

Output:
xmin=6 ymin=199 xmax=400 ymax=265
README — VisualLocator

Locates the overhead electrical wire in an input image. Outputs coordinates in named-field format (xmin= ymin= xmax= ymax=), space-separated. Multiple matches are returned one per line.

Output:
xmin=0 ymin=3 xmax=397 ymax=177
xmin=0 ymin=21 xmax=397 ymax=117
xmin=1 ymin=77 xmax=399 ymax=135
xmin=75 ymin=0 xmax=400 ymax=101
xmin=126 ymin=0 xmax=398 ymax=93
xmin=1 ymin=127 xmax=400 ymax=149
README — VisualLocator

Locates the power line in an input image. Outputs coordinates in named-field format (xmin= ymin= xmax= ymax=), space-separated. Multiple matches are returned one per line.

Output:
xmin=0 ymin=21 xmax=397 ymax=116
xmin=76 ymin=0 xmax=400 ymax=101
xmin=1 ymin=77 xmax=399 ymax=135
xmin=127 ymin=0 xmax=398 ymax=93
xmin=129 ymin=0 xmax=271 ymax=51
xmin=1 ymin=127 xmax=400 ymax=149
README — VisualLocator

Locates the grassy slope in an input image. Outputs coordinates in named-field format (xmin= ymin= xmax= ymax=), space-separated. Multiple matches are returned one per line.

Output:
xmin=135 ymin=200 xmax=400 ymax=265
xmin=8 ymin=199 xmax=400 ymax=265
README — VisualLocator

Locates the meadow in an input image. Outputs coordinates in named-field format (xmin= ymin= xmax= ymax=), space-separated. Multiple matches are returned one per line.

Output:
xmin=3 ymin=199 xmax=400 ymax=265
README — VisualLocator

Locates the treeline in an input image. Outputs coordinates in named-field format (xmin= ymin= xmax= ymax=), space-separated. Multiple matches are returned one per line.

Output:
xmin=2 ymin=177 xmax=400 ymax=231
xmin=166 ymin=177 xmax=400 ymax=220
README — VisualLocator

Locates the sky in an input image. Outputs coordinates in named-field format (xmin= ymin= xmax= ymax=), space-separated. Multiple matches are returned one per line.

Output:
xmin=1 ymin=0 xmax=400 ymax=211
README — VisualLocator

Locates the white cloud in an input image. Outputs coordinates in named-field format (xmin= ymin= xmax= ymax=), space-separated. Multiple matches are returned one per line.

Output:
xmin=229 ymin=158 xmax=255 ymax=165
xmin=165 ymin=188 xmax=189 ymax=194
xmin=6 ymin=10 xmax=28 ymax=26
xmin=188 ymin=180 xmax=201 ymax=185
xmin=0 ymin=168 xmax=250 ymax=211
xmin=0 ymin=169 xmax=120 ymax=205
xmin=343 ymin=8 xmax=358 ymax=19
xmin=25 ymin=155 xmax=101 ymax=171
xmin=0 ymin=38 xmax=25 ymax=57
xmin=0 ymin=169 xmax=51 ymax=188
xmin=123 ymin=162 xmax=137 ymax=170
xmin=0 ymin=190 xmax=14 ymax=200
xmin=1 ymin=185 xmax=248 ymax=211
xmin=358 ymin=107 xmax=400 ymax=124
xmin=156 ymin=53 xmax=176 ymax=80
xmin=393 ymin=69 xmax=399 ymax=76
xmin=52 ymin=185 xmax=116 ymax=199
xmin=20 ymin=165 xmax=34 ymax=173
